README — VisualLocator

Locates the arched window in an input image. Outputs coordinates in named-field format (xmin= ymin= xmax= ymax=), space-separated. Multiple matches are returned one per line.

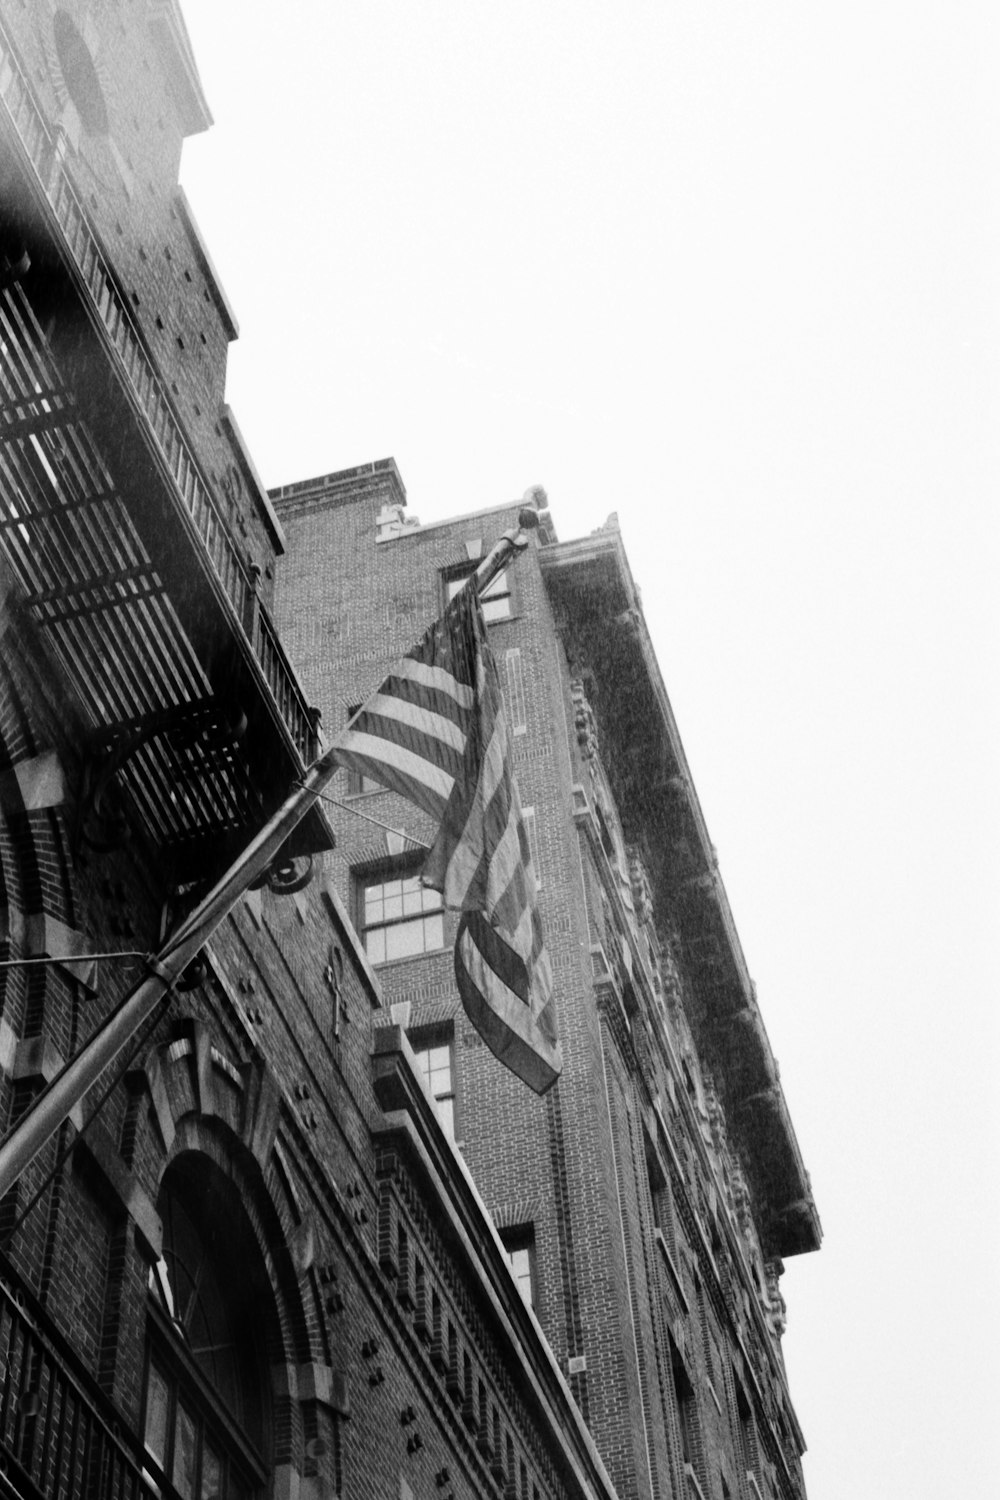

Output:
xmin=143 ymin=1158 xmax=270 ymax=1500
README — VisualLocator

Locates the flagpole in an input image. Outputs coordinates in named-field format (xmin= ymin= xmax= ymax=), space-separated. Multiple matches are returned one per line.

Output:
xmin=0 ymin=506 xmax=541 ymax=1201
xmin=472 ymin=506 xmax=538 ymax=595
xmin=0 ymin=740 xmax=339 ymax=1200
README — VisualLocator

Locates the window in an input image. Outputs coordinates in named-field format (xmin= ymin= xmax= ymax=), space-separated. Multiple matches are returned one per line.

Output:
xmin=347 ymin=767 xmax=381 ymax=795
xmin=670 ymin=1338 xmax=700 ymax=1477
xmin=504 ymin=648 xmax=527 ymax=732
xmin=446 ymin=566 xmax=512 ymax=622
xmin=736 ymin=1382 xmax=760 ymax=1487
xmin=500 ymin=1225 xmax=537 ymax=1308
xmin=521 ymin=806 xmax=540 ymax=888
xmin=362 ymin=870 xmax=444 ymax=963
xmin=144 ymin=1164 xmax=268 ymax=1500
xmin=411 ymin=1027 xmax=456 ymax=1135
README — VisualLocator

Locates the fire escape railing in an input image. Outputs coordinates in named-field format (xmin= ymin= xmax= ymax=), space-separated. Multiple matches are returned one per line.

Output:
xmin=0 ymin=20 xmax=316 ymax=768
xmin=0 ymin=1266 xmax=150 ymax=1500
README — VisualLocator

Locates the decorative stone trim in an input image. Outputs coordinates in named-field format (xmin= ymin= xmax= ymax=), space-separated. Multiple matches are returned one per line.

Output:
xmin=70 ymin=1117 xmax=161 ymax=1259
xmin=0 ymin=750 xmax=65 ymax=812
xmin=569 ymin=680 xmax=598 ymax=761
xmin=376 ymin=503 xmax=421 ymax=543
xmin=12 ymin=1036 xmax=84 ymax=1129
xmin=240 ymin=1057 xmax=281 ymax=1166
xmin=23 ymin=913 xmax=98 ymax=992
xmin=191 ymin=1021 xmax=216 ymax=1118
xmin=140 ymin=1048 xmax=175 ymax=1150
xmin=298 ymin=1361 xmax=350 ymax=1417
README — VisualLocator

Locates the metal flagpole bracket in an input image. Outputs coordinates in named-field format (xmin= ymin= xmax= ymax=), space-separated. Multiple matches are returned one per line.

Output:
xmin=144 ymin=955 xmax=176 ymax=985
xmin=472 ymin=506 xmax=539 ymax=597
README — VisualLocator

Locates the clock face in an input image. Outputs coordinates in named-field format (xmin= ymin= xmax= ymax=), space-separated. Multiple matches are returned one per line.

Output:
xmin=42 ymin=6 xmax=135 ymax=195
xmin=44 ymin=7 xmax=110 ymax=150
xmin=51 ymin=8 xmax=109 ymax=137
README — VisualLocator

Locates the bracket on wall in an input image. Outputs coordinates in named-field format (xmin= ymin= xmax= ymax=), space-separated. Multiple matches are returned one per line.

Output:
xmin=248 ymin=851 xmax=314 ymax=896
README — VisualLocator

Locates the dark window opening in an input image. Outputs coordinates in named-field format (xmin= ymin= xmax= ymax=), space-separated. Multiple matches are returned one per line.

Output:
xmin=670 ymin=1339 xmax=700 ymax=1476
xmin=144 ymin=1160 xmax=270 ymax=1500
xmin=499 ymin=1224 xmax=537 ymax=1309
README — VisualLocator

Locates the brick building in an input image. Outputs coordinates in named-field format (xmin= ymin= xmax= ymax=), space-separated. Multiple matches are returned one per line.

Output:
xmin=271 ymin=466 xmax=822 ymax=1500
xmin=0 ymin=5 xmax=632 ymax=1500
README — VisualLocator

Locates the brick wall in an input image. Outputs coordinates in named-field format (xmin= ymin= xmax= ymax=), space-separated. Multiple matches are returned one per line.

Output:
xmin=273 ymin=472 xmax=810 ymax=1500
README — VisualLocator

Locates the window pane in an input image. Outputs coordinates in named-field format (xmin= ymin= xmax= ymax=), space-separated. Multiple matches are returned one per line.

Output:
xmin=437 ymin=1095 xmax=455 ymax=1136
xmin=364 ymin=872 xmax=445 ymax=965
xmin=144 ymin=1363 xmax=170 ymax=1466
xmin=426 ymin=1046 xmax=451 ymax=1090
xmin=173 ymin=1403 xmax=198 ymax=1500
xmin=365 ymin=927 xmax=386 ymax=964
xmin=448 ymin=570 xmax=507 ymax=604
xmin=402 ymin=884 xmax=424 ymax=916
xmin=385 ymin=918 xmax=424 ymax=961
xmin=201 ymin=1440 xmax=223 ymax=1500
xmin=509 ymin=1247 xmax=532 ymax=1298
xmin=482 ymin=594 xmax=511 ymax=622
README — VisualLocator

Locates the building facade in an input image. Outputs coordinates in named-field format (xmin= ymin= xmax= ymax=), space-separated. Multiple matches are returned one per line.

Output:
xmin=271 ymin=467 xmax=822 ymax=1500
xmin=0 ymin=6 xmax=630 ymax=1500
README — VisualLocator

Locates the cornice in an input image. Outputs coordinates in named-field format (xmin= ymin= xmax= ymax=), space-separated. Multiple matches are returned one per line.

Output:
xmin=146 ymin=0 xmax=212 ymax=137
xmin=541 ymin=536 xmax=821 ymax=1259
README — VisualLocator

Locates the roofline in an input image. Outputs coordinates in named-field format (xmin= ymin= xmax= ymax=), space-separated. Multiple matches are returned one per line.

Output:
xmin=541 ymin=528 xmax=821 ymax=1256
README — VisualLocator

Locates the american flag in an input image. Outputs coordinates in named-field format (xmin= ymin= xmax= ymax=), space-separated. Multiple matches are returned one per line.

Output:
xmin=334 ymin=583 xmax=561 ymax=1094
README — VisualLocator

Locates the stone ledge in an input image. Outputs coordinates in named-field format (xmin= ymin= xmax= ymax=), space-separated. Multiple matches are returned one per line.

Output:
xmin=71 ymin=1119 xmax=161 ymax=1259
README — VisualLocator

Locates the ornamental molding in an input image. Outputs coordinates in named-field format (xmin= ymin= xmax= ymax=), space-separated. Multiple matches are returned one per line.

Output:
xmin=627 ymin=845 xmax=653 ymax=926
xmin=569 ymin=678 xmax=599 ymax=761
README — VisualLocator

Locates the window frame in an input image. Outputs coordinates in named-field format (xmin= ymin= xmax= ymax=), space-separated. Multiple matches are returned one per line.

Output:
xmin=499 ymin=1224 xmax=538 ymax=1310
xmin=358 ymin=864 xmax=446 ymax=966
xmin=409 ymin=1024 xmax=457 ymax=1137
xmin=143 ymin=1295 xmax=266 ymax=1500
xmin=443 ymin=564 xmax=513 ymax=623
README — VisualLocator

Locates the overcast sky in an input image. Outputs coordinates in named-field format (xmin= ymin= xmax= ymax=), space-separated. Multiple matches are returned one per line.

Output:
xmin=179 ymin=4 xmax=999 ymax=1494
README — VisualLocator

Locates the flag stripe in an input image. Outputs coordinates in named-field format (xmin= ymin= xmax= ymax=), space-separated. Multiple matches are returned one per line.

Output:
xmin=364 ymin=693 xmax=467 ymax=754
xmin=379 ymin=671 xmax=475 ymax=732
xmin=439 ymin=707 xmax=510 ymax=908
xmin=335 ymin=732 xmax=453 ymax=817
xmin=332 ymin=579 xmax=561 ymax=1095
xmin=393 ymin=655 xmax=476 ymax=709
xmin=455 ymin=912 xmax=561 ymax=1095
xmin=351 ymin=707 xmax=466 ymax=785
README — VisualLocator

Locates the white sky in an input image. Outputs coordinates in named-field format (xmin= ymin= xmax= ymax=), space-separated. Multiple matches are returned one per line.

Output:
xmin=178 ymin=4 xmax=999 ymax=1494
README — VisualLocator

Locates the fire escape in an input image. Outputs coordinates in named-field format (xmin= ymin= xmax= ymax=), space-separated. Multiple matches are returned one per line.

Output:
xmin=0 ymin=16 xmax=336 ymax=1494
xmin=0 ymin=24 xmax=333 ymax=889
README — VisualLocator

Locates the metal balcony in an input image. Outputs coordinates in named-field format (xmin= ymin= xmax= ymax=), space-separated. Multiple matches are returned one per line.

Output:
xmin=0 ymin=1263 xmax=151 ymax=1500
xmin=0 ymin=23 xmax=332 ymax=883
